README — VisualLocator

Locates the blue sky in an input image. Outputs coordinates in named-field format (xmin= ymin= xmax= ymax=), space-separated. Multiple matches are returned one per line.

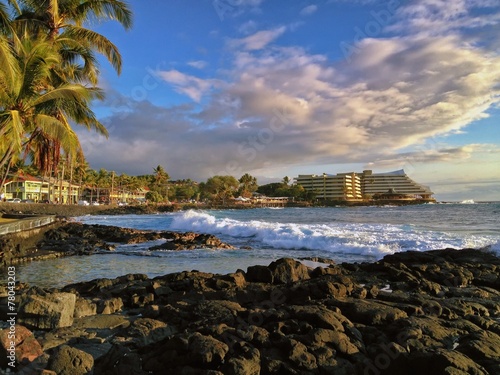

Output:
xmin=79 ymin=0 xmax=500 ymax=201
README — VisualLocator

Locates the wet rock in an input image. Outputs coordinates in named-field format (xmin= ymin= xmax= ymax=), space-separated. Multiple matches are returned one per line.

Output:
xmin=37 ymin=222 xmax=236 ymax=258
xmin=47 ymin=345 xmax=94 ymax=375
xmin=18 ymin=288 xmax=76 ymax=329
xmin=148 ymin=232 xmax=235 ymax=251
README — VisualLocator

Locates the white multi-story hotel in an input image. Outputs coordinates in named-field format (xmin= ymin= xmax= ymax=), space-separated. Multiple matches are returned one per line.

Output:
xmin=295 ymin=169 xmax=434 ymax=201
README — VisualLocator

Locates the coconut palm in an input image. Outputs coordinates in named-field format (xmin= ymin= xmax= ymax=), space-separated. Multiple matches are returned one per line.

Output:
xmin=9 ymin=0 xmax=132 ymax=82
xmin=0 ymin=35 xmax=104 ymax=190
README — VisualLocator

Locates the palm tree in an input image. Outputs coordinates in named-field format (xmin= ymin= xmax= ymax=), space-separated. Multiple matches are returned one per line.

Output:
xmin=0 ymin=1 xmax=132 ymax=194
xmin=153 ymin=165 xmax=169 ymax=201
xmin=239 ymin=173 xmax=258 ymax=198
xmin=9 ymin=0 xmax=132 ymax=82
xmin=0 ymin=35 xmax=102 ymax=189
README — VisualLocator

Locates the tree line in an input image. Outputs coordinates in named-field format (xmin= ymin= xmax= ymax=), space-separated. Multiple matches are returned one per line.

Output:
xmin=0 ymin=1 xmax=312 ymax=204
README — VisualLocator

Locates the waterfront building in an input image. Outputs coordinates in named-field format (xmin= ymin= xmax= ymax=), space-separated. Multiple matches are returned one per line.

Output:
xmin=295 ymin=173 xmax=362 ymax=200
xmin=295 ymin=169 xmax=434 ymax=201
xmin=361 ymin=170 xmax=433 ymax=200
xmin=2 ymin=173 xmax=80 ymax=203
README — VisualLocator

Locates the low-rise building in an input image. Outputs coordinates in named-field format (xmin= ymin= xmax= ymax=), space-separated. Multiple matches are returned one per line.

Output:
xmin=2 ymin=173 xmax=80 ymax=203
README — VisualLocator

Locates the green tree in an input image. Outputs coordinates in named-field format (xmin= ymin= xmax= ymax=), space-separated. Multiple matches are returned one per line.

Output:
xmin=0 ymin=0 xmax=132 ymax=193
xmin=257 ymin=182 xmax=283 ymax=197
xmin=238 ymin=173 xmax=258 ymax=198
xmin=9 ymin=0 xmax=132 ymax=81
xmin=0 ymin=35 xmax=101 ymax=190
xmin=146 ymin=190 xmax=162 ymax=203
xmin=152 ymin=165 xmax=169 ymax=201
xmin=204 ymin=175 xmax=239 ymax=204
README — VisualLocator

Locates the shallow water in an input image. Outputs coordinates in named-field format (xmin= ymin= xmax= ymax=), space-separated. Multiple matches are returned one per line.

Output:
xmin=5 ymin=203 xmax=500 ymax=288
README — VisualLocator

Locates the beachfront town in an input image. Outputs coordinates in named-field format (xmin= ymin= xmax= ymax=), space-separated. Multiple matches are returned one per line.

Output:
xmin=0 ymin=168 xmax=435 ymax=206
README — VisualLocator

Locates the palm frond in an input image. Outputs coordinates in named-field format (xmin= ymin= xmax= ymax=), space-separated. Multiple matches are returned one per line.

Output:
xmin=63 ymin=25 xmax=122 ymax=74
xmin=73 ymin=0 xmax=132 ymax=30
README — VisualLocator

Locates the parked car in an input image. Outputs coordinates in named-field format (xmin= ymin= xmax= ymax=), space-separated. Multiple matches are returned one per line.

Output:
xmin=6 ymin=198 xmax=21 ymax=203
xmin=91 ymin=201 xmax=100 ymax=206
xmin=78 ymin=200 xmax=90 ymax=206
xmin=21 ymin=199 xmax=35 ymax=203
xmin=39 ymin=200 xmax=53 ymax=204
xmin=118 ymin=201 xmax=128 ymax=206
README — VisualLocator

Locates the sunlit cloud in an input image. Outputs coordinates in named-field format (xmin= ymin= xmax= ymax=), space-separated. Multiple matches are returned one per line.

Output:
xmin=228 ymin=26 xmax=286 ymax=50
xmin=84 ymin=0 xmax=500 ymax=201
xmin=156 ymin=70 xmax=215 ymax=102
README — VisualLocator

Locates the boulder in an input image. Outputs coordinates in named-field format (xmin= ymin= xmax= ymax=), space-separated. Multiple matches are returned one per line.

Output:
xmin=97 ymin=297 xmax=123 ymax=314
xmin=74 ymin=297 xmax=97 ymax=318
xmin=246 ymin=265 xmax=274 ymax=283
xmin=188 ymin=333 xmax=229 ymax=366
xmin=288 ymin=339 xmax=317 ymax=370
xmin=268 ymin=258 xmax=310 ymax=284
xmin=18 ymin=288 xmax=76 ymax=329
xmin=0 ymin=325 xmax=43 ymax=366
xmin=127 ymin=318 xmax=178 ymax=347
xmin=47 ymin=345 xmax=94 ymax=375
xmin=221 ymin=345 xmax=261 ymax=375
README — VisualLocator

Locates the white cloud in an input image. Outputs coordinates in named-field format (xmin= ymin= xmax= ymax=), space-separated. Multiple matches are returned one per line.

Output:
xmin=228 ymin=27 xmax=286 ymax=50
xmin=156 ymin=70 xmax=215 ymax=102
xmin=300 ymin=5 xmax=318 ymax=16
xmin=187 ymin=60 xmax=207 ymax=69
xmin=85 ymin=0 xmax=500 ymax=201
xmin=390 ymin=0 xmax=500 ymax=38
xmin=238 ymin=20 xmax=258 ymax=34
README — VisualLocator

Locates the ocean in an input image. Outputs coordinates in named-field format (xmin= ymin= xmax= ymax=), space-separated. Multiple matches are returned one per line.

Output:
xmin=10 ymin=203 xmax=500 ymax=288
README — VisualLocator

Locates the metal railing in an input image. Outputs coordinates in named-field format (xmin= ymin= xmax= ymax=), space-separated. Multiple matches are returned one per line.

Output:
xmin=0 ymin=215 xmax=56 ymax=236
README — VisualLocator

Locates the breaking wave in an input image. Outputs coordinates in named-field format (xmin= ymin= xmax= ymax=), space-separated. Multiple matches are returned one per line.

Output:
xmin=169 ymin=210 xmax=495 ymax=258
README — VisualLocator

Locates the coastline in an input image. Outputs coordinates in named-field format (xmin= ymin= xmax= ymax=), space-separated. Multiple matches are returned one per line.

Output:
xmin=1 ymin=203 xmax=499 ymax=373
xmin=1 ymin=248 xmax=499 ymax=374
xmin=0 ymin=199 xmax=442 ymax=219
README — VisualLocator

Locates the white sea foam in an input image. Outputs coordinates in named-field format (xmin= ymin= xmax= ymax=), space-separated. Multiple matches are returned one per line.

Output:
xmin=168 ymin=210 xmax=496 ymax=258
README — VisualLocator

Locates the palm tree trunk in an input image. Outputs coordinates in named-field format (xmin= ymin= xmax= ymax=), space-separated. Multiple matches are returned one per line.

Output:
xmin=0 ymin=161 xmax=12 ymax=199
xmin=68 ymin=157 xmax=73 ymax=204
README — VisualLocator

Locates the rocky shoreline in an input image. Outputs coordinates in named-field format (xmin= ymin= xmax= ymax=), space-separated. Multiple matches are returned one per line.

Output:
xmin=0 ymin=222 xmax=236 ymax=266
xmin=1 ymin=248 xmax=499 ymax=374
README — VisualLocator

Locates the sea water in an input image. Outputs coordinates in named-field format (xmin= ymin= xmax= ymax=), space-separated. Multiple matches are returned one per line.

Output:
xmin=9 ymin=203 xmax=500 ymax=288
